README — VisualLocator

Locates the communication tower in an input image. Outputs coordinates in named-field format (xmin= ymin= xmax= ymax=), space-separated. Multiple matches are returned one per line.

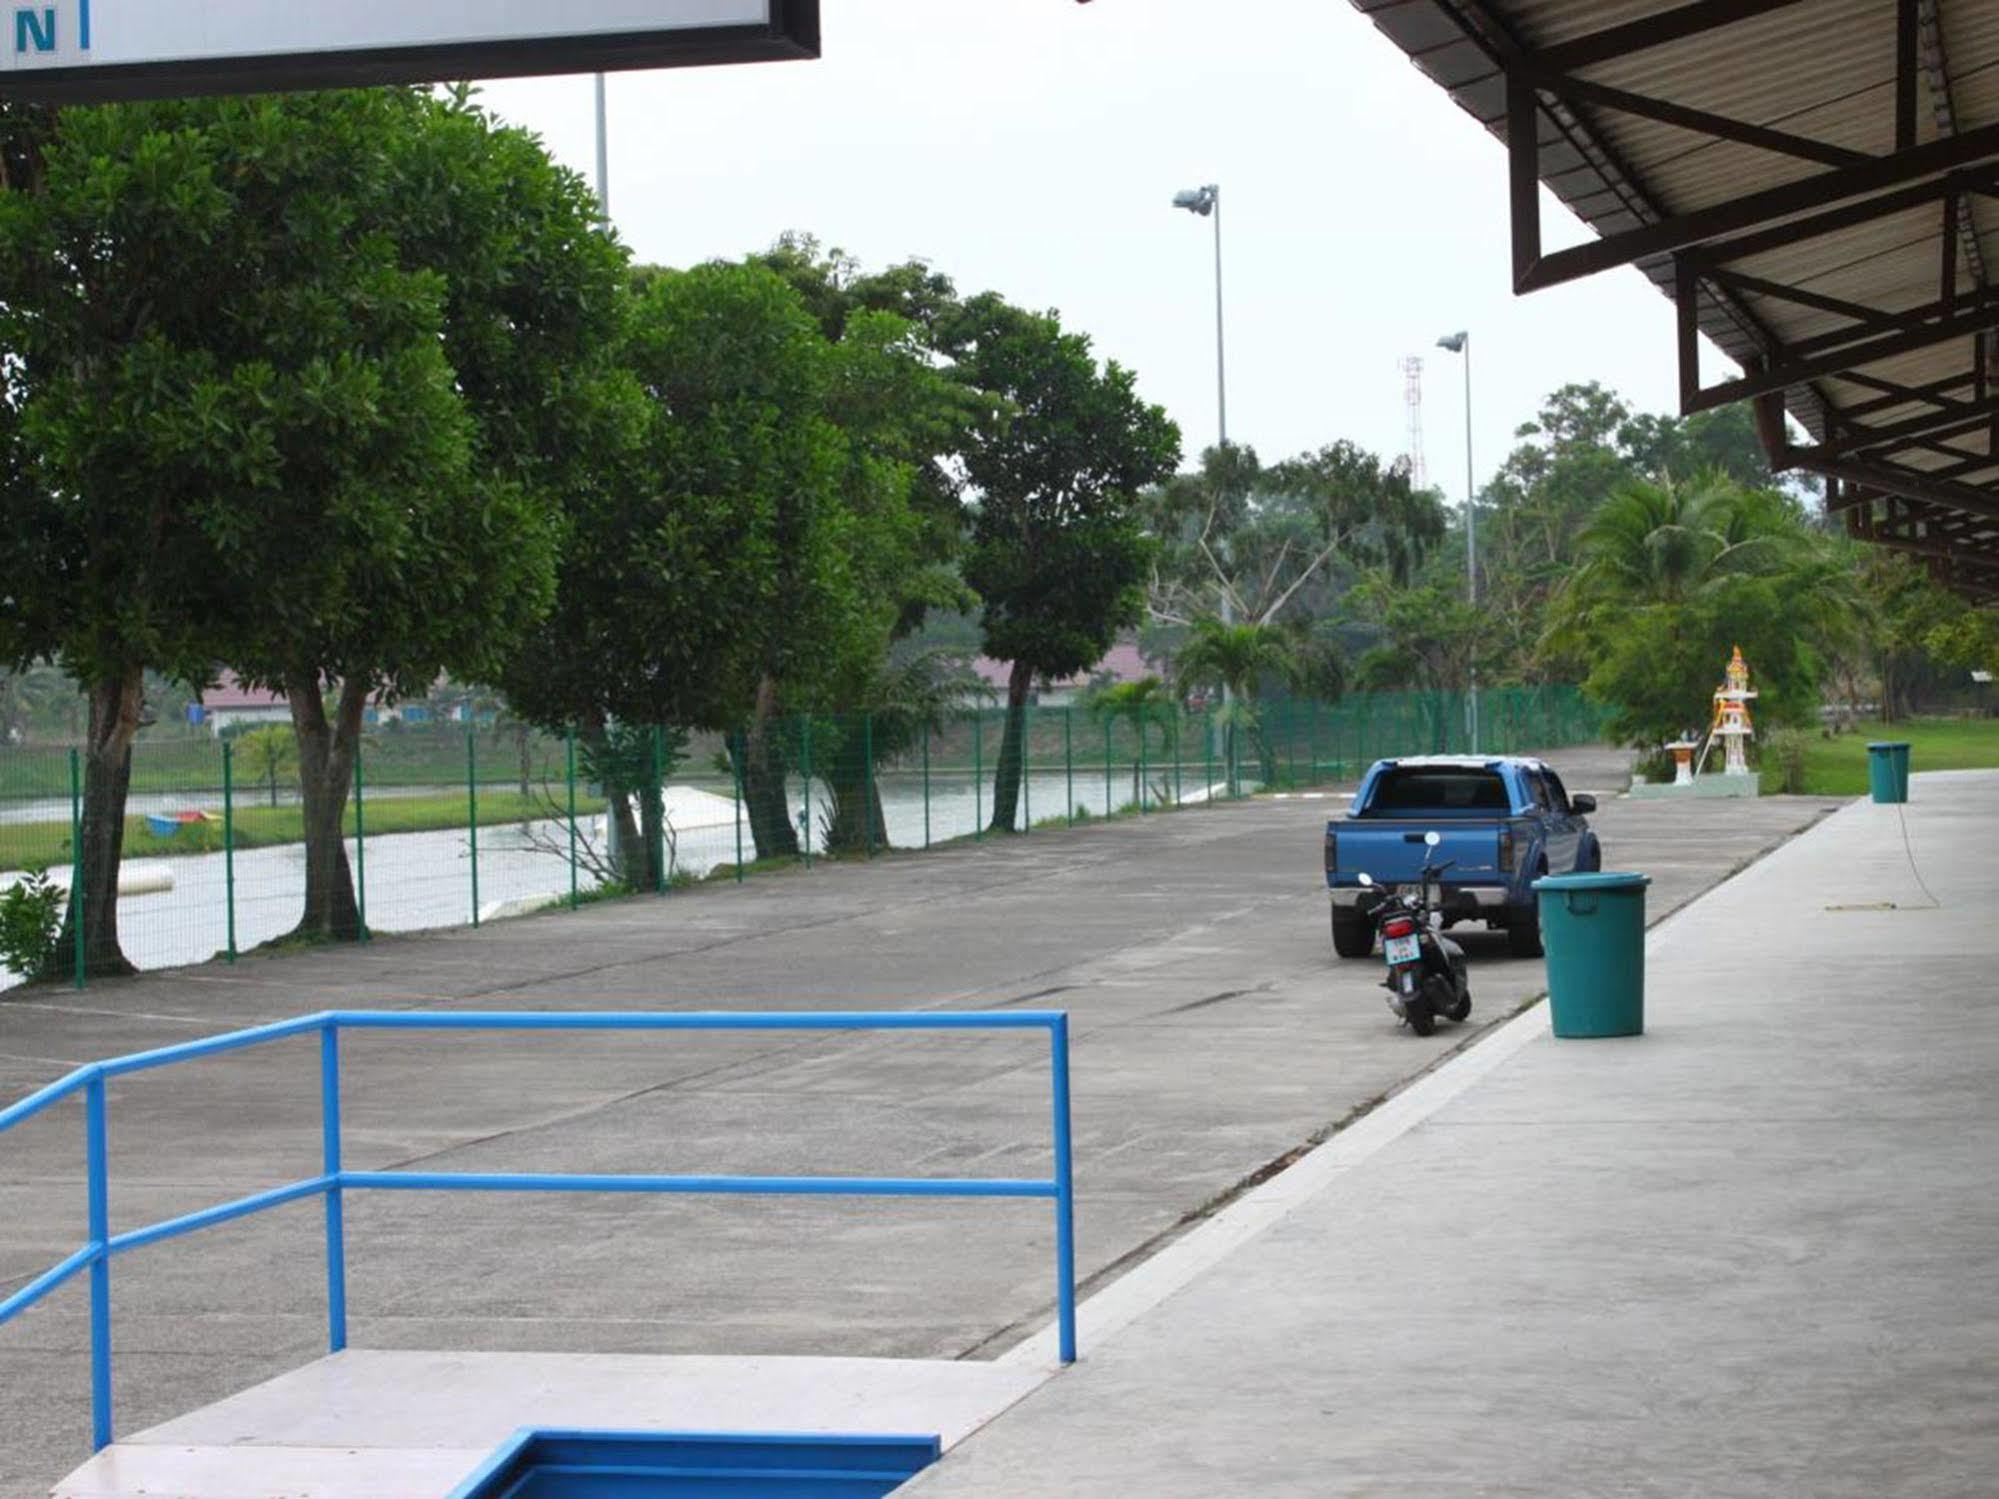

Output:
xmin=1401 ymin=355 xmax=1427 ymax=489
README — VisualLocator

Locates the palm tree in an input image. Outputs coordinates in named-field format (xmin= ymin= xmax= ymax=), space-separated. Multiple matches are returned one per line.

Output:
xmin=1544 ymin=473 xmax=1857 ymax=749
xmin=1085 ymin=676 xmax=1173 ymax=809
xmin=1171 ymin=618 xmax=1300 ymax=792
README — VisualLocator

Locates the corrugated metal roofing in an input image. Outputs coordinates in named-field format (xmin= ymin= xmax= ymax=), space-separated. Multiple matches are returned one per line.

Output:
xmin=1353 ymin=0 xmax=1999 ymax=596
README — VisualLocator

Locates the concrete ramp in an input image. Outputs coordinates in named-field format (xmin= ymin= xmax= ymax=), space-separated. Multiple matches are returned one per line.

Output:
xmin=54 ymin=1350 xmax=1049 ymax=1499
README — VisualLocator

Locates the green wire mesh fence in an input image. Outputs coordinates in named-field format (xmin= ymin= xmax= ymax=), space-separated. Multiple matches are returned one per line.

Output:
xmin=0 ymin=685 xmax=1603 ymax=989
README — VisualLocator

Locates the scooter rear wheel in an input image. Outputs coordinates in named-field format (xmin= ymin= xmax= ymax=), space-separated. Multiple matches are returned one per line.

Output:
xmin=1406 ymin=998 xmax=1437 ymax=1036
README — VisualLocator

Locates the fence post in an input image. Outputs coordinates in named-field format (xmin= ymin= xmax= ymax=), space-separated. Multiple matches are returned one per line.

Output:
xmin=222 ymin=741 xmax=237 ymax=963
xmin=787 ymin=715 xmax=803 ymax=867
xmin=1310 ymin=700 xmax=1322 ymax=784
xmin=1103 ymin=717 xmax=1113 ymax=816
xmin=921 ymin=722 xmax=932 ymax=850
xmin=1203 ymin=710 xmax=1214 ymax=806
xmin=85 ymin=1072 xmax=111 ymax=1449
xmin=1064 ymin=707 xmax=1074 ymax=827
xmin=566 ymin=727 xmax=580 ymax=909
xmin=1285 ymin=698 xmax=1297 ymax=788
xmin=468 ymin=729 xmax=481 ymax=928
xmin=353 ymin=744 xmax=368 ymax=941
xmin=1021 ymin=702 xmax=1031 ymax=835
xmin=321 ymin=1022 xmax=347 ymax=1354
xmin=1139 ymin=711 xmax=1149 ymax=814
xmin=1171 ymin=711 xmax=1183 ymax=807
xmin=864 ymin=713 xmax=876 ymax=858
xmin=68 ymin=748 xmax=84 ymax=990
xmin=732 ymin=729 xmax=746 ymax=883
xmin=650 ymin=725 xmax=667 ymax=894
xmin=973 ymin=712 xmax=984 ymax=841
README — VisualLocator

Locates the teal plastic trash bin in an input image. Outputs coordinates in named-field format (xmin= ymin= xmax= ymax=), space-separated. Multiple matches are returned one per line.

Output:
xmin=1867 ymin=741 xmax=1911 ymax=804
xmin=1534 ymin=872 xmax=1649 ymax=1038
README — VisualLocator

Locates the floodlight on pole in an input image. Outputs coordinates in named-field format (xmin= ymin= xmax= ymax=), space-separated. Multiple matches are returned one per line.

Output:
xmin=1171 ymin=184 xmax=1226 ymax=448
xmin=1435 ymin=330 xmax=1480 ymax=752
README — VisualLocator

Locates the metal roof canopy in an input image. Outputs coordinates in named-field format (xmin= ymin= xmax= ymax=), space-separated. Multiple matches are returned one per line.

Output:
xmin=0 ymin=0 xmax=819 ymax=103
xmin=1353 ymin=0 xmax=1999 ymax=602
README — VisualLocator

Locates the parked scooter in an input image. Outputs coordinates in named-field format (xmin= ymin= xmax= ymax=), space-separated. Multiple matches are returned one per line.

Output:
xmin=1356 ymin=831 xmax=1472 ymax=1037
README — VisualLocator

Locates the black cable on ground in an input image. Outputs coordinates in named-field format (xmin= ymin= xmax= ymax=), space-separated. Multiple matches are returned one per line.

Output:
xmin=1896 ymin=800 xmax=1943 ymax=910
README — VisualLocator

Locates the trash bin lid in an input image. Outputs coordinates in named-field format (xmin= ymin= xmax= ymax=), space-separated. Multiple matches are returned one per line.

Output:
xmin=1534 ymin=871 xmax=1651 ymax=892
xmin=1866 ymin=742 xmax=1912 ymax=751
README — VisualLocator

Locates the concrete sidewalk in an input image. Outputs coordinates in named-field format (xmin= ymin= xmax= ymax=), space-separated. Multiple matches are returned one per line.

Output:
xmin=905 ymin=773 xmax=1999 ymax=1497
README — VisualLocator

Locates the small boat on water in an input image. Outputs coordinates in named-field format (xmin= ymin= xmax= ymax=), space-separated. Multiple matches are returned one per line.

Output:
xmin=145 ymin=810 xmax=217 ymax=839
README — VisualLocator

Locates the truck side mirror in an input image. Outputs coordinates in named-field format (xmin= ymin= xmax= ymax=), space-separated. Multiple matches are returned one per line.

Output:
xmin=1571 ymin=794 xmax=1597 ymax=815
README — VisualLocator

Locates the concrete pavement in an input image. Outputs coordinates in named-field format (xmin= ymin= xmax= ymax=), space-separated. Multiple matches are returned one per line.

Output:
xmin=0 ymin=747 xmax=1840 ymax=1494
xmin=902 ymin=773 xmax=1999 ymax=1498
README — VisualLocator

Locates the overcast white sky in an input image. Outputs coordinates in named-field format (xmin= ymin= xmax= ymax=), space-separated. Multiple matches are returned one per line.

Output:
xmin=478 ymin=0 xmax=1737 ymax=494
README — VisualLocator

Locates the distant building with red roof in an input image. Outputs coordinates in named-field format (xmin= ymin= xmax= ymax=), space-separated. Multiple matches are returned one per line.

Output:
xmin=965 ymin=640 xmax=1158 ymax=706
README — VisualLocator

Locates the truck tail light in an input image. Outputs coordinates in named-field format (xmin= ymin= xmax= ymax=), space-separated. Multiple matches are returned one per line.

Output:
xmin=1323 ymin=827 xmax=1337 ymax=875
xmin=1498 ymin=822 xmax=1516 ymax=873
xmin=1382 ymin=917 xmax=1416 ymax=940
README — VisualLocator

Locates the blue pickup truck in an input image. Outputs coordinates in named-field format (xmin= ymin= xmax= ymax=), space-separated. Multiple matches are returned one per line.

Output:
xmin=1325 ymin=756 xmax=1601 ymax=960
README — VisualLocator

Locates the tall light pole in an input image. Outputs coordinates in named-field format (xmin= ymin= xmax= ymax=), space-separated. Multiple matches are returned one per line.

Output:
xmin=594 ymin=73 xmax=611 ymax=219
xmin=1175 ymin=182 xmax=1237 ymax=781
xmin=1172 ymin=184 xmax=1227 ymax=452
xmin=1436 ymin=331 xmax=1480 ymax=753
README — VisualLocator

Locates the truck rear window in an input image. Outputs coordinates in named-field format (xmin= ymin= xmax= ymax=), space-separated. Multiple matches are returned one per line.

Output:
xmin=1366 ymin=768 xmax=1511 ymax=813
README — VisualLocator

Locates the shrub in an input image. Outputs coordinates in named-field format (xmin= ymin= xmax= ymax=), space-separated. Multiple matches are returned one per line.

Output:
xmin=1765 ymin=727 xmax=1810 ymax=795
xmin=0 ymin=871 xmax=66 ymax=984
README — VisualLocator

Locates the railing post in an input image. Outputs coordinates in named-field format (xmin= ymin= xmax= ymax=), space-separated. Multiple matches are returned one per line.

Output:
xmin=222 ymin=740 xmax=237 ymax=964
xmin=468 ymin=729 xmax=480 ymax=928
xmin=69 ymin=748 xmax=84 ymax=990
xmin=321 ymin=1023 xmax=347 ymax=1354
xmin=85 ymin=1072 xmax=112 ymax=1449
xmin=1049 ymin=1015 xmax=1077 ymax=1366
xmin=566 ymin=727 xmax=580 ymax=909
xmin=973 ymin=712 xmax=983 ymax=841
xmin=921 ymin=722 xmax=932 ymax=850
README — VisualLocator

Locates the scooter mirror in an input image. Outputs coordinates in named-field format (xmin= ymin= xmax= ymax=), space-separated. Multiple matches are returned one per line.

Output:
xmin=1357 ymin=872 xmax=1373 ymax=887
xmin=1424 ymin=831 xmax=1442 ymax=848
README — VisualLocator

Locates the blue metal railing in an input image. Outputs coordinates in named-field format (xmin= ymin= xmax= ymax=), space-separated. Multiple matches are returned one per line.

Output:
xmin=0 ymin=1008 xmax=1078 ymax=1452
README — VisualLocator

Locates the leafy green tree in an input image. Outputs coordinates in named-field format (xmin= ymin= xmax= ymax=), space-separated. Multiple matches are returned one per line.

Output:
xmin=499 ymin=260 xmax=839 ymax=882
xmin=1143 ymin=441 xmax=1441 ymax=631
xmin=235 ymin=726 xmax=300 ymax=809
xmin=0 ymin=94 xmax=450 ymax=965
xmin=942 ymin=294 xmax=1181 ymax=834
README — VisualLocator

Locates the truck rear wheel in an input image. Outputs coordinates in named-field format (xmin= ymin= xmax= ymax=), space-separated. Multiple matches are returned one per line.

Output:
xmin=1332 ymin=906 xmax=1374 ymax=959
xmin=1507 ymin=900 xmax=1545 ymax=959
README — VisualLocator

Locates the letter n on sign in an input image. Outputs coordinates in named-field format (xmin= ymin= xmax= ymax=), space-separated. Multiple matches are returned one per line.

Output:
xmin=14 ymin=6 xmax=56 ymax=54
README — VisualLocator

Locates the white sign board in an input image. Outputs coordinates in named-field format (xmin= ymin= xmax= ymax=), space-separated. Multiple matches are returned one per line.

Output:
xmin=1 ymin=0 xmax=818 ymax=101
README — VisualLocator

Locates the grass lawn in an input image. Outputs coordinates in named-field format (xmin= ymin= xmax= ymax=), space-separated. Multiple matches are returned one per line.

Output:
xmin=0 ymin=790 xmax=555 ymax=873
xmin=1762 ymin=717 xmax=1999 ymax=796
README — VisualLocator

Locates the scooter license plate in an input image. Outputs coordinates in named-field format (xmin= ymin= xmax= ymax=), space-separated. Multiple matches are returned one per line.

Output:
xmin=1382 ymin=934 xmax=1421 ymax=966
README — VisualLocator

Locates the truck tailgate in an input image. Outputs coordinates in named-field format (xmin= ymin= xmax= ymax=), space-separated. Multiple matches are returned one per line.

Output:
xmin=1331 ymin=820 xmax=1504 ymax=885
